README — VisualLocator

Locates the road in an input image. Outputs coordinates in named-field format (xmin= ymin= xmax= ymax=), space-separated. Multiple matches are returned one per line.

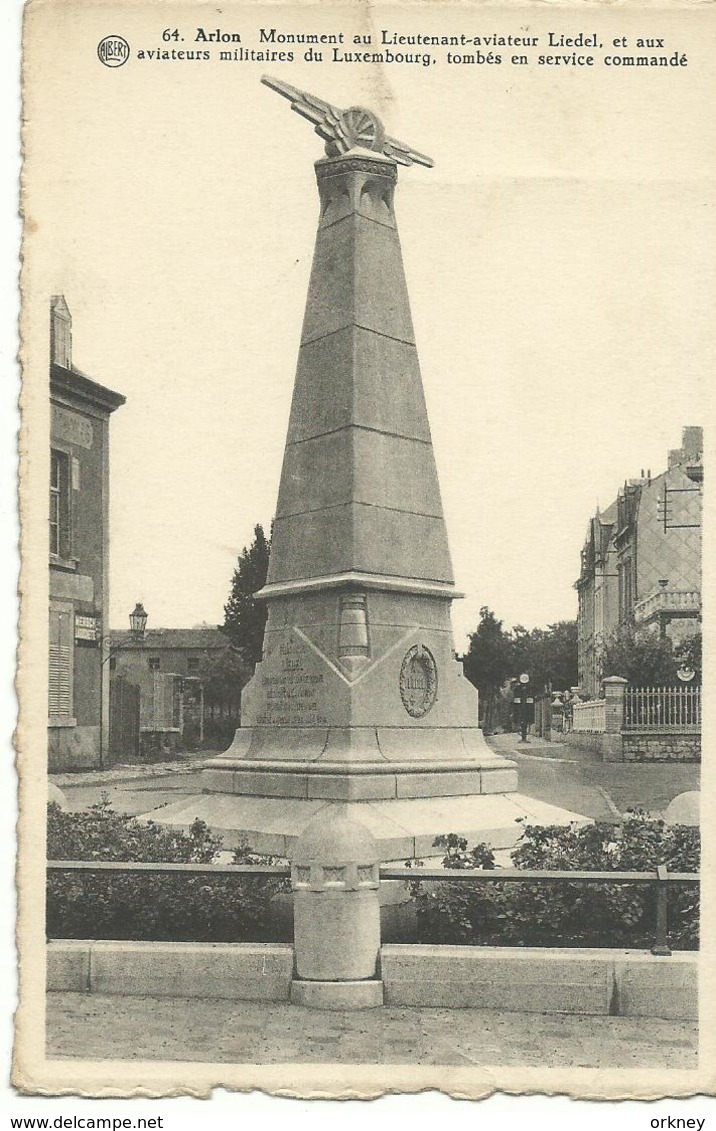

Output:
xmin=51 ymin=754 xmax=212 ymax=817
xmin=486 ymin=733 xmax=700 ymax=821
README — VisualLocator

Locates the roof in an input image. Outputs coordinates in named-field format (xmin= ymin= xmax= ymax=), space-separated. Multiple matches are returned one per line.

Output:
xmin=110 ymin=627 xmax=232 ymax=651
xmin=51 ymin=362 xmax=126 ymax=415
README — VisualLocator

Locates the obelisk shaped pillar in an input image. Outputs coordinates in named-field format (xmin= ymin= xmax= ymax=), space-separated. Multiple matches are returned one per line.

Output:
xmin=266 ymin=150 xmax=455 ymax=594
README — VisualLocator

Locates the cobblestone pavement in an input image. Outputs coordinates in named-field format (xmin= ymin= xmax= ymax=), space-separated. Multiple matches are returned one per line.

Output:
xmin=46 ymin=993 xmax=698 ymax=1068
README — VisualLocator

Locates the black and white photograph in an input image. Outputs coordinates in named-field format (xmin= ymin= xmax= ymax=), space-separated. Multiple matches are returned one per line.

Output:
xmin=12 ymin=0 xmax=716 ymax=1101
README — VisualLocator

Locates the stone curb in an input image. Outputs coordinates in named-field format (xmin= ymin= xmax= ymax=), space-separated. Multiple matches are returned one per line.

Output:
xmin=47 ymin=940 xmax=697 ymax=1019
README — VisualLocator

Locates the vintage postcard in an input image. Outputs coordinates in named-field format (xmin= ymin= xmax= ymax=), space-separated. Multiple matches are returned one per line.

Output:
xmin=15 ymin=0 xmax=716 ymax=1101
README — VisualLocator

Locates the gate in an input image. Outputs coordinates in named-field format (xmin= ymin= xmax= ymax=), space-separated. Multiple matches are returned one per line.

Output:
xmin=108 ymin=677 xmax=140 ymax=764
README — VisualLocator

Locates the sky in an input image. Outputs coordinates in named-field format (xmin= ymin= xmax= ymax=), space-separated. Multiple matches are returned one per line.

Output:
xmin=23 ymin=2 xmax=715 ymax=648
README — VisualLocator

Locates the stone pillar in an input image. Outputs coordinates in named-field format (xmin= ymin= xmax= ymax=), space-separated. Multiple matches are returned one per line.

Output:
xmin=290 ymin=810 xmax=383 ymax=1009
xmin=601 ymin=676 xmax=627 ymax=762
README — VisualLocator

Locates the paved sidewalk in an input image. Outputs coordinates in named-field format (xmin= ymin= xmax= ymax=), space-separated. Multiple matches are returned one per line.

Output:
xmin=47 ymin=993 xmax=698 ymax=1068
xmin=488 ymin=733 xmax=597 ymax=761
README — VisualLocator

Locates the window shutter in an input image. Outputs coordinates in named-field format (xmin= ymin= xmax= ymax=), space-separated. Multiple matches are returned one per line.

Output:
xmin=49 ymin=609 xmax=73 ymax=718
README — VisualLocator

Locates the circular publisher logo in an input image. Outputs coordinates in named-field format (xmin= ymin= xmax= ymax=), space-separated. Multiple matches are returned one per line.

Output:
xmin=97 ymin=35 xmax=130 ymax=68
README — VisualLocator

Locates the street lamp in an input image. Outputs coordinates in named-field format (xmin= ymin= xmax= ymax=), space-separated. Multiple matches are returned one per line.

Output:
xmin=515 ymin=672 xmax=533 ymax=744
xmin=129 ymin=602 xmax=148 ymax=639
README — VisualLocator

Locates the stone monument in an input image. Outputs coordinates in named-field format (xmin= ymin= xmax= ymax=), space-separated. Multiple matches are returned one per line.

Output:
xmin=155 ymin=78 xmax=586 ymax=857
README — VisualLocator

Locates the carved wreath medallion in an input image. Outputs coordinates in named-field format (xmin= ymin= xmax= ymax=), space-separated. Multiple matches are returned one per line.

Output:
xmin=399 ymin=644 xmax=438 ymax=718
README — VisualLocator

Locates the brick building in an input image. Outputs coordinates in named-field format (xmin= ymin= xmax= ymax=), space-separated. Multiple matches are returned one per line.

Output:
xmin=48 ymin=296 xmax=126 ymax=769
xmin=576 ymin=428 xmax=702 ymax=698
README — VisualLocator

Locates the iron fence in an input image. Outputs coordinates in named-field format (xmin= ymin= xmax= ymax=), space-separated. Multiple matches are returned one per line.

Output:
xmin=624 ymin=685 xmax=700 ymax=731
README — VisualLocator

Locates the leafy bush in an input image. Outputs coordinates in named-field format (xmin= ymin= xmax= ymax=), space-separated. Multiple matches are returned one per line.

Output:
xmin=410 ymin=813 xmax=699 ymax=950
xmin=47 ymin=797 xmax=290 ymax=943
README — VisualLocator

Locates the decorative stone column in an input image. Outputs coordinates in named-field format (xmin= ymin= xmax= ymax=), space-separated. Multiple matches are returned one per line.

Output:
xmin=602 ymin=676 xmax=627 ymax=761
xmin=290 ymin=809 xmax=383 ymax=1009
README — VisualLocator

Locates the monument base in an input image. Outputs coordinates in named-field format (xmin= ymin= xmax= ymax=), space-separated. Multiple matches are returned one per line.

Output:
xmin=202 ymin=724 xmax=519 ymax=801
xmin=290 ymin=979 xmax=384 ymax=1010
xmin=145 ymin=789 xmax=589 ymax=860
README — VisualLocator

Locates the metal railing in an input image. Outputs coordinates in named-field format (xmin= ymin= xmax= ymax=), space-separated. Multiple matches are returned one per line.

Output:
xmin=47 ymin=860 xmax=291 ymax=876
xmin=571 ymin=699 xmax=606 ymax=733
xmin=48 ymin=859 xmax=698 ymax=957
xmin=382 ymin=864 xmax=697 ymax=956
xmin=624 ymin=685 xmax=701 ymax=731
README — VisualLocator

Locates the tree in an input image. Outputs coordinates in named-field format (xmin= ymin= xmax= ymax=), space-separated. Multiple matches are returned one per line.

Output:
xmin=180 ymin=643 xmax=253 ymax=749
xmin=674 ymin=632 xmax=702 ymax=682
xmin=511 ymin=620 xmax=578 ymax=693
xmin=463 ymin=607 xmax=514 ymax=732
xmin=602 ymin=626 xmax=678 ymax=686
xmin=464 ymin=611 xmax=578 ymax=731
xmin=602 ymin=627 xmax=702 ymax=687
xmin=222 ymin=523 xmax=271 ymax=666
xmin=196 ymin=644 xmax=252 ymax=703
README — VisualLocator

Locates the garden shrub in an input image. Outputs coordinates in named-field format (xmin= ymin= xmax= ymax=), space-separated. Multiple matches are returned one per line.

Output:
xmin=410 ymin=812 xmax=699 ymax=950
xmin=47 ymin=797 xmax=290 ymax=943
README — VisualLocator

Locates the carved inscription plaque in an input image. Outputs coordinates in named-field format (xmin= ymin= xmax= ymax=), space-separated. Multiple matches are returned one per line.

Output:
xmin=399 ymin=644 xmax=438 ymax=718
xmin=257 ymin=634 xmax=327 ymax=726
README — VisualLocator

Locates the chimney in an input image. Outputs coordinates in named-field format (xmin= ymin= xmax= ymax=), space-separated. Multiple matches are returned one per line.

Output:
xmin=681 ymin=426 xmax=702 ymax=462
xmin=50 ymin=295 xmax=72 ymax=369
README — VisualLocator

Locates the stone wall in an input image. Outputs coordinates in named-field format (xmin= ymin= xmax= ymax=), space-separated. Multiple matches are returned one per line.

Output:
xmin=622 ymin=731 xmax=701 ymax=763
xmin=565 ymin=729 xmax=700 ymax=763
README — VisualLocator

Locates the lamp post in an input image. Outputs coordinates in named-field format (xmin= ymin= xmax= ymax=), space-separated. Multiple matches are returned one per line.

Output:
xmin=514 ymin=672 xmax=533 ymax=743
xmin=129 ymin=602 xmax=148 ymax=640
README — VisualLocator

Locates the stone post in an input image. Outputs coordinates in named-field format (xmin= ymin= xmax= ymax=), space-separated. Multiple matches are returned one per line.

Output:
xmin=290 ymin=809 xmax=383 ymax=1009
xmin=601 ymin=676 xmax=627 ymax=761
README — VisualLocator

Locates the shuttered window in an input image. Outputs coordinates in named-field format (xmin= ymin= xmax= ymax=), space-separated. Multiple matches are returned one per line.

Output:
xmin=49 ymin=607 xmax=73 ymax=720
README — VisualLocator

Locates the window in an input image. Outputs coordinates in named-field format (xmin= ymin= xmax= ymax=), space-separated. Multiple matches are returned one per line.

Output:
xmin=109 ymin=657 xmax=117 ymax=671
xmin=50 ymin=449 xmax=71 ymax=558
xmin=618 ymin=557 xmax=634 ymax=623
xmin=148 ymin=657 xmax=160 ymax=671
xmin=187 ymin=657 xmax=199 ymax=672
xmin=49 ymin=606 xmax=73 ymax=721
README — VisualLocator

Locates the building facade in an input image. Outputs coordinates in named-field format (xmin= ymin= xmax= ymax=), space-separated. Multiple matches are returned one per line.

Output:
xmin=109 ymin=625 xmax=235 ymax=680
xmin=576 ymin=428 xmax=702 ymax=698
xmin=48 ymin=296 xmax=126 ymax=770
xmin=109 ymin=624 xmax=245 ymax=753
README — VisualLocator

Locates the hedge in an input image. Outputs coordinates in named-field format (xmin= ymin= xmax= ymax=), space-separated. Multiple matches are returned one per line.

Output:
xmin=46 ymin=797 xmax=290 ymax=943
xmin=48 ymin=800 xmax=699 ymax=950
xmin=407 ymin=814 xmax=699 ymax=950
